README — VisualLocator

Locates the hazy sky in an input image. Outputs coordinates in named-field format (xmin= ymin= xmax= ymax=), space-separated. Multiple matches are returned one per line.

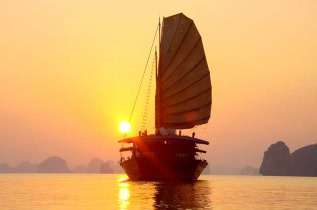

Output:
xmin=0 ymin=0 xmax=316 ymax=168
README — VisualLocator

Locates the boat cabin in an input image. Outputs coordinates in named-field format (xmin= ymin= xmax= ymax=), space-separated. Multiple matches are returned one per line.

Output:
xmin=119 ymin=135 xmax=208 ymax=163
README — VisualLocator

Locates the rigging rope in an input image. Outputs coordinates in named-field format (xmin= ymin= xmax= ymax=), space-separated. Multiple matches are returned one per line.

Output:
xmin=128 ymin=24 xmax=159 ymax=123
xmin=140 ymin=57 xmax=155 ymax=131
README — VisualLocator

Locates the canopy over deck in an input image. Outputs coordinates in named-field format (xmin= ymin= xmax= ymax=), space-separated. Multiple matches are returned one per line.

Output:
xmin=118 ymin=135 xmax=209 ymax=145
xmin=195 ymin=148 xmax=207 ymax=153
xmin=119 ymin=147 xmax=134 ymax=152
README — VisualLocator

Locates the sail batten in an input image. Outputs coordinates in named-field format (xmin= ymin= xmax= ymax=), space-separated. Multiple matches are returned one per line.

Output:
xmin=163 ymin=87 xmax=211 ymax=108
xmin=156 ymin=13 xmax=212 ymax=129
xmin=161 ymin=21 xmax=194 ymax=76
xmin=163 ymin=71 xmax=210 ymax=99
xmin=161 ymin=35 xmax=200 ymax=83
xmin=163 ymin=117 xmax=210 ymax=129
xmin=166 ymin=102 xmax=212 ymax=116
xmin=162 ymin=55 xmax=206 ymax=93
xmin=161 ymin=14 xmax=182 ymax=66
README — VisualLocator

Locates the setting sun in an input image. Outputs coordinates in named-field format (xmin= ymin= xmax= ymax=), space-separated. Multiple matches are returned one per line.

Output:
xmin=119 ymin=121 xmax=131 ymax=133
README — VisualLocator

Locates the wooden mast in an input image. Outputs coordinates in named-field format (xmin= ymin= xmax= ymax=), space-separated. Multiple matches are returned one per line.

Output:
xmin=155 ymin=18 xmax=161 ymax=132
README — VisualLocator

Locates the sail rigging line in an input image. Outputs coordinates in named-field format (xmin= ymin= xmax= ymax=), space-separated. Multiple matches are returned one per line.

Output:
xmin=128 ymin=24 xmax=159 ymax=124
xmin=140 ymin=57 xmax=155 ymax=131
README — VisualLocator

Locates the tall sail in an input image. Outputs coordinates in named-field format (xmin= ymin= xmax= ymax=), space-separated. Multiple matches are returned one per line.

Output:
xmin=156 ymin=13 xmax=212 ymax=129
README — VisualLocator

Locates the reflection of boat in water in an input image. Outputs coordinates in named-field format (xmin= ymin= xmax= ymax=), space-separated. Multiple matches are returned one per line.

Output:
xmin=154 ymin=181 xmax=211 ymax=209
xmin=117 ymin=177 xmax=211 ymax=209
xmin=119 ymin=13 xmax=212 ymax=181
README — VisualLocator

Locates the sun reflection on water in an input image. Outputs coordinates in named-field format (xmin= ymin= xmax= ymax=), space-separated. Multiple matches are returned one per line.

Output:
xmin=117 ymin=175 xmax=130 ymax=210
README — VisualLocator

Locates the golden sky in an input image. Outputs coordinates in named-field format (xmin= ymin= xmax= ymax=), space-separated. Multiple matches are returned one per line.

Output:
xmin=0 ymin=0 xmax=316 ymax=168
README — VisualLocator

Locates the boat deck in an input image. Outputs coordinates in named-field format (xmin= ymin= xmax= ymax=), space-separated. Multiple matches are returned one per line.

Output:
xmin=118 ymin=134 xmax=209 ymax=145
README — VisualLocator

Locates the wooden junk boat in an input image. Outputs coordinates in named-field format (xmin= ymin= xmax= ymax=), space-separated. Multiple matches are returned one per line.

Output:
xmin=119 ymin=13 xmax=212 ymax=181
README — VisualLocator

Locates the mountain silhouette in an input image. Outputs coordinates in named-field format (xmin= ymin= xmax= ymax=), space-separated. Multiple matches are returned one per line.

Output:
xmin=260 ymin=142 xmax=317 ymax=176
xmin=37 ymin=156 xmax=71 ymax=173
xmin=0 ymin=163 xmax=14 ymax=173
xmin=15 ymin=161 xmax=37 ymax=173
xmin=87 ymin=157 xmax=104 ymax=173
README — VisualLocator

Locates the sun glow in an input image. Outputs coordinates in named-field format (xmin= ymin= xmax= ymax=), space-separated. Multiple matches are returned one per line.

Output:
xmin=119 ymin=121 xmax=131 ymax=133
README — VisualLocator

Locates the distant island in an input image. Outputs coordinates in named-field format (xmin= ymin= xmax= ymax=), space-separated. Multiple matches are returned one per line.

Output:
xmin=260 ymin=141 xmax=317 ymax=177
xmin=0 ymin=156 xmax=260 ymax=175
xmin=37 ymin=156 xmax=71 ymax=173
xmin=0 ymin=156 xmax=123 ymax=174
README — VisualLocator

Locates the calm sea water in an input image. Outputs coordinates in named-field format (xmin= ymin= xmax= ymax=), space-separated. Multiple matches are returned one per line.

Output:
xmin=0 ymin=174 xmax=316 ymax=209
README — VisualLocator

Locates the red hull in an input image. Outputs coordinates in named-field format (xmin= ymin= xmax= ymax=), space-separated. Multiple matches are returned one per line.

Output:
xmin=120 ymin=156 xmax=207 ymax=181
xmin=119 ymin=135 xmax=209 ymax=181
